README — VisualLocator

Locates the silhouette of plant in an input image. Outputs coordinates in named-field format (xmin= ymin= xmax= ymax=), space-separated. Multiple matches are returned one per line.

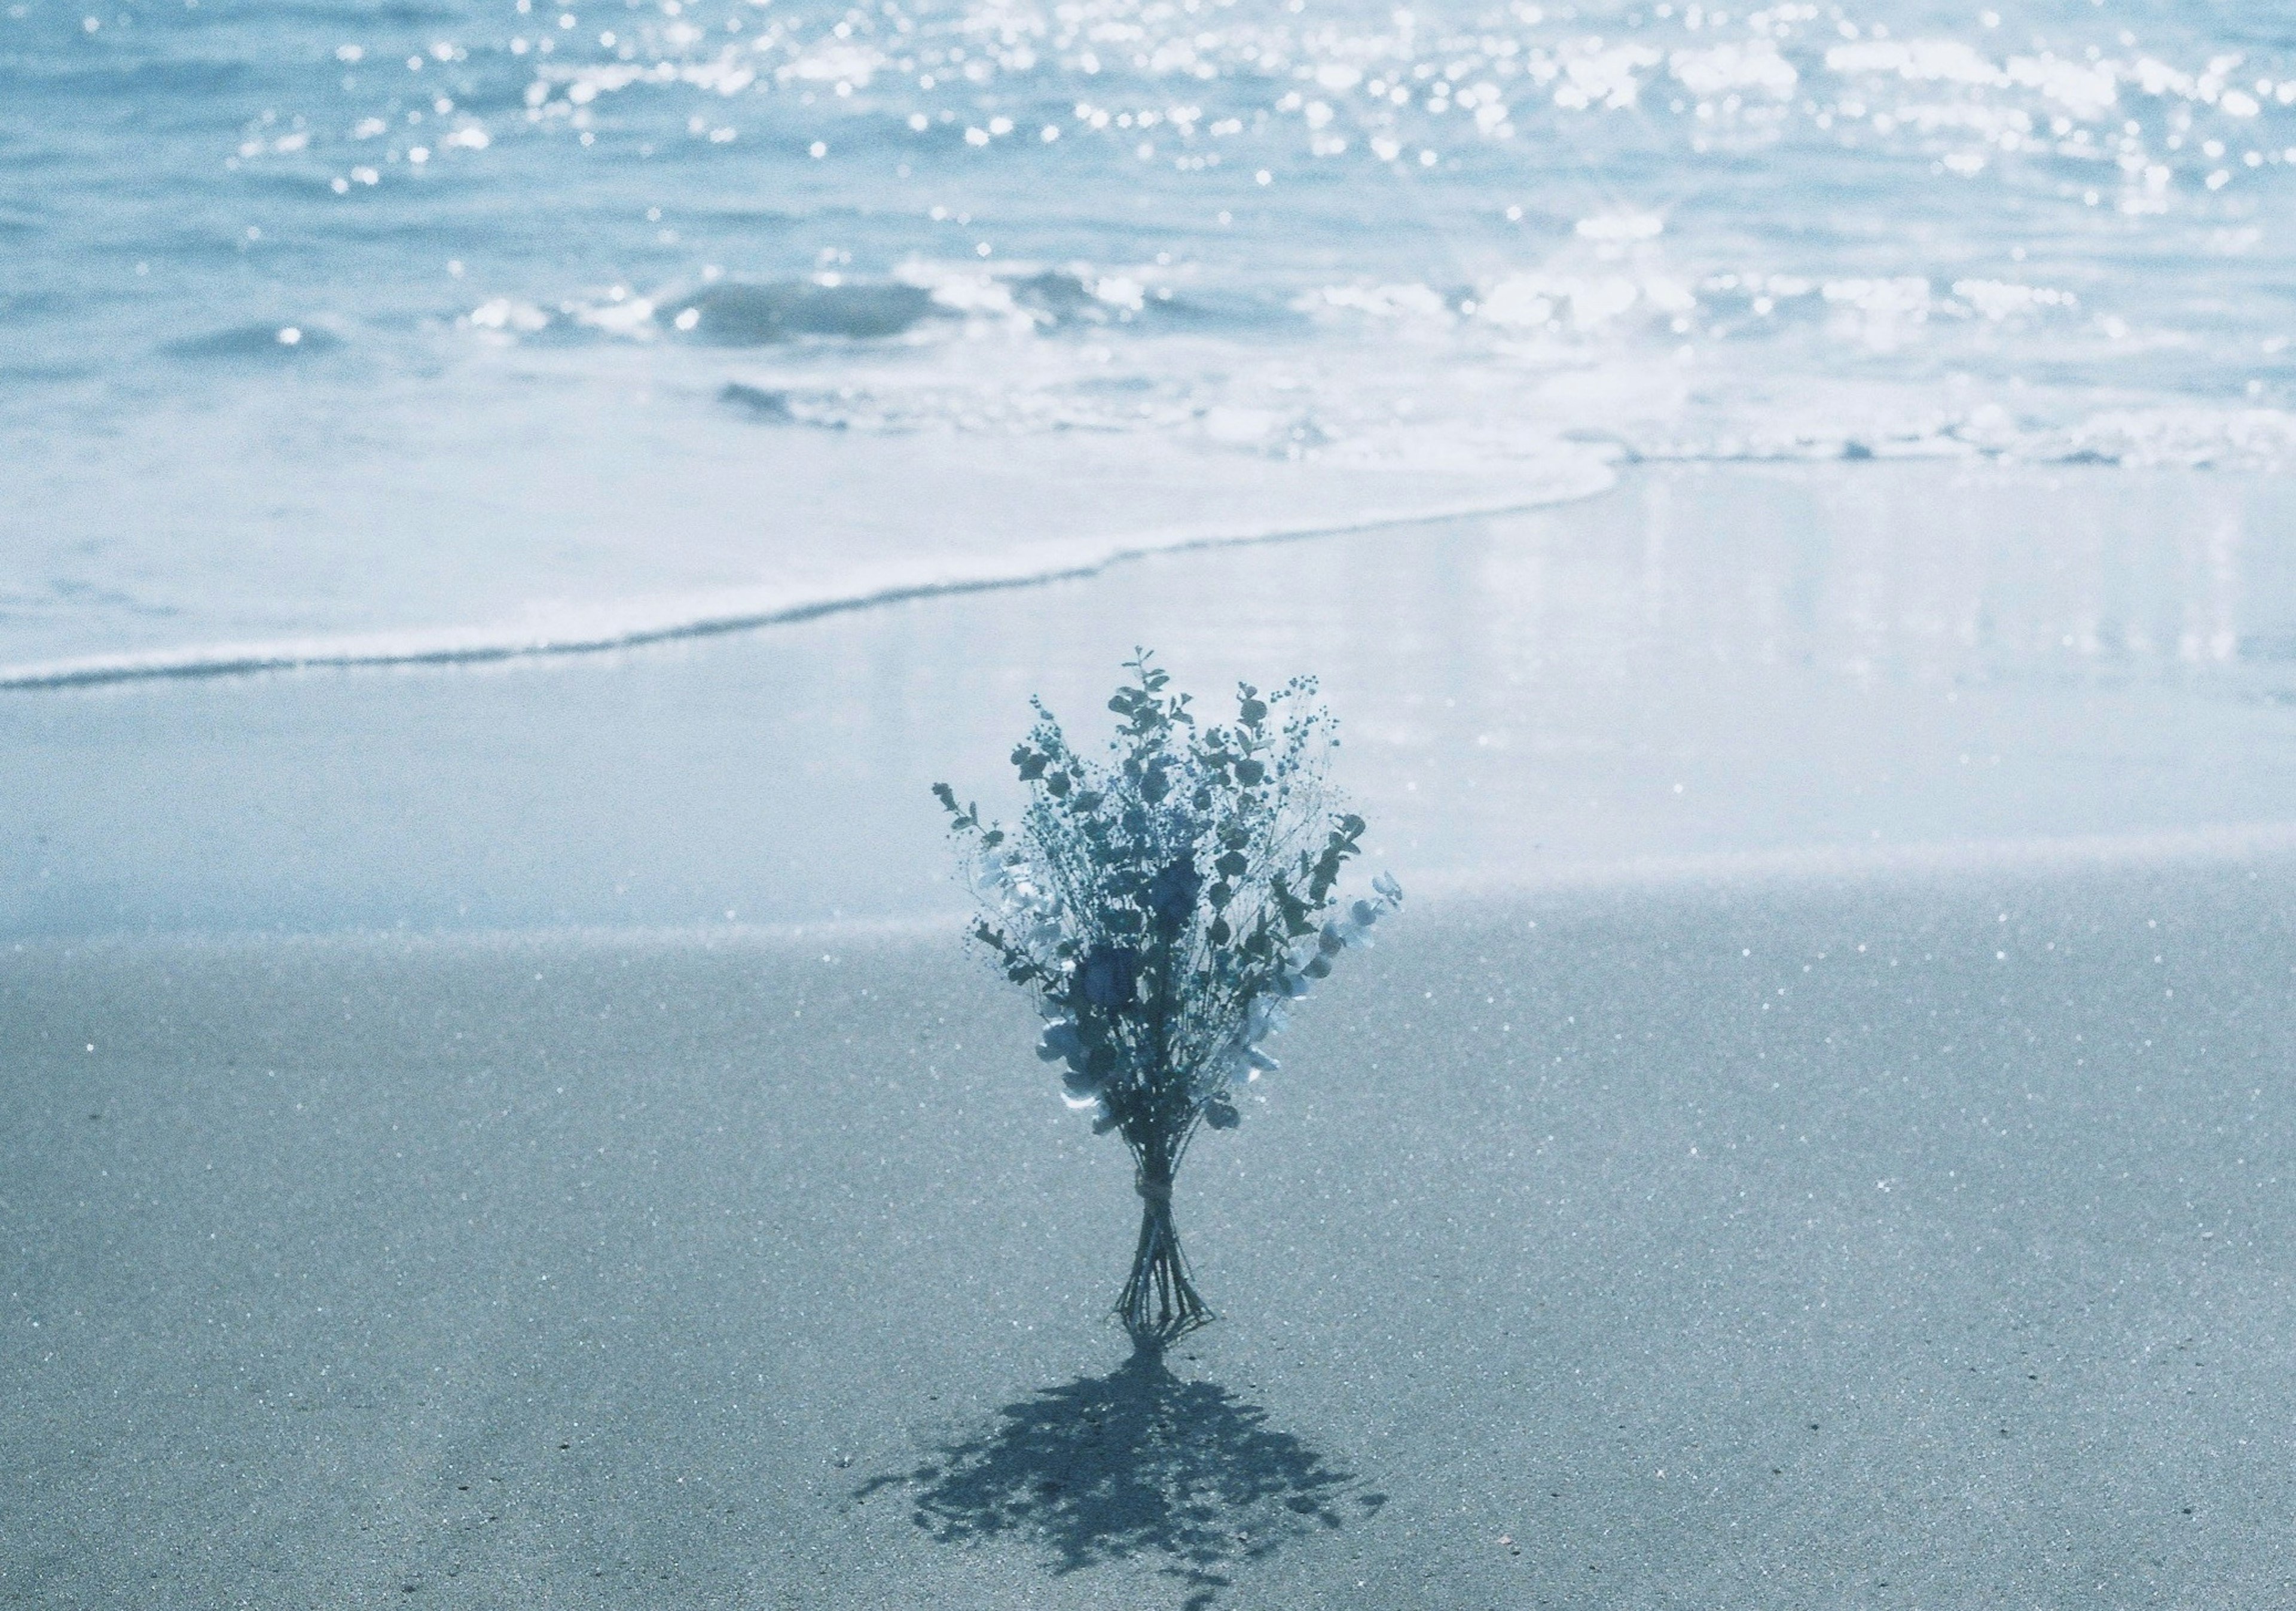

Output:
xmin=857 ymin=1350 xmax=1384 ymax=1610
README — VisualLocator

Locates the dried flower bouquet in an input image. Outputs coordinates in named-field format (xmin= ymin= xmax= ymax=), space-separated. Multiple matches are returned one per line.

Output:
xmin=935 ymin=654 xmax=1400 ymax=1346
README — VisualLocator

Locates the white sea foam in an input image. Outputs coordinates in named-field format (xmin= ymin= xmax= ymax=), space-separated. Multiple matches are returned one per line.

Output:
xmin=0 ymin=467 xmax=1613 ymax=689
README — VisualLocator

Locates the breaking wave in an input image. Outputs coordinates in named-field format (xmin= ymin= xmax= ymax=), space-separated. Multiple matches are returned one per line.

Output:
xmin=0 ymin=477 xmax=1611 ymax=690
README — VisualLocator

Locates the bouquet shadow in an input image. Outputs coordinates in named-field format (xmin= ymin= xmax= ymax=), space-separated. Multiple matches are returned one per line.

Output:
xmin=857 ymin=1348 xmax=1384 ymax=1609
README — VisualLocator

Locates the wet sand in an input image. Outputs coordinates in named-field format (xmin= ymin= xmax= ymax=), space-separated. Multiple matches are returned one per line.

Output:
xmin=8 ymin=461 xmax=2296 ymax=939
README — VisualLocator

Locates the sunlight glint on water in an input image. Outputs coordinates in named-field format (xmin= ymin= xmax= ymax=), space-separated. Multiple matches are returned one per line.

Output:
xmin=1 ymin=0 xmax=2291 ymax=675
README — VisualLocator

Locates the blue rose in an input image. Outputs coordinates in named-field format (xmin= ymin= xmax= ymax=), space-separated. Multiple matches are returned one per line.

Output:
xmin=1145 ymin=854 xmax=1203 ymax=932
xmin=1077 ymin=943 xmax=1140 ymax=1009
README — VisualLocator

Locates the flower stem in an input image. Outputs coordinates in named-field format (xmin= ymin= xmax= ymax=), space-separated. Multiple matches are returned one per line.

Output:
xmin=1117 ymin=1169 xmax=1211 ymax=1347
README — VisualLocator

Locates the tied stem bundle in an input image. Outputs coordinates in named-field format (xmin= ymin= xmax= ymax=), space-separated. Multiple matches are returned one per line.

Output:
xmin=1120 ymin=1170 xmax=1204 ymax=1344
xmin=935 ymin=653 xmax=1401 ymax=1348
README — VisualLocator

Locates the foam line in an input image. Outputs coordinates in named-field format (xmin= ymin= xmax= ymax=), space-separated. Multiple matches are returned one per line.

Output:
xmin=0 ymin=475 xmax=1610 ymax=692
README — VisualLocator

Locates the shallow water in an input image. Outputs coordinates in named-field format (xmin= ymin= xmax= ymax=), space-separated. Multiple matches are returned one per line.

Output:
xmin=10 ymin=462 xmax=2295 ymax=938
xmin=4 ymin=0 xmax=2292 ymax=675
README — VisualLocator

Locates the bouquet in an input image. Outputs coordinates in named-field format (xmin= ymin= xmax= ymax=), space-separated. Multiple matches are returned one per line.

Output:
xmin=934 ymin=654 xmax=1400 ymax=1346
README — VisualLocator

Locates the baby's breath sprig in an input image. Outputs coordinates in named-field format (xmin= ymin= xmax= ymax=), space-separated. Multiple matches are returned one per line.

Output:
xmin=935 ymin=652 xmax=1401 ymax=1346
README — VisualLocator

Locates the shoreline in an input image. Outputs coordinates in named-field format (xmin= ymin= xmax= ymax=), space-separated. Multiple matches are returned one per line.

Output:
xmin=5 ymin=452 xmax=2291 ymax=698
xmin=7 ymin=458 xmax=2296 ymax=941
xmin=11 ymin=812 xmax=2296 ymax=954
xmin=0 ymin=461 xmax=1617 ymax=692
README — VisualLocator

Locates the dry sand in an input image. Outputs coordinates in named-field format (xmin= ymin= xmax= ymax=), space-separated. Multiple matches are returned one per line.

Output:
xmin=8 ymin=843 xmax=2295 ymax=1607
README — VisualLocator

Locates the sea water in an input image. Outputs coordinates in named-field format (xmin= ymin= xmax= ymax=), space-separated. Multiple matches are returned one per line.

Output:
xmin=2 ymin=0 xmax=2291 ymax=680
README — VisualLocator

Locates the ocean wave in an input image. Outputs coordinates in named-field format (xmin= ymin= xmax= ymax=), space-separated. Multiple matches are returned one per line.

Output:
xmin=718 ymin=381 xmax=795 ymax=420
xmin=0 ymin=475 xmax=1613 ymax=692
xmin=1625 ymin=404 xmax=2296 ymax=471
xmin=682 ymin=333 xmax=2296 ymax=470
xmin=535 ymin=267 xmax=1293 ymax=349
xmin=465 ymin=245 xmax=2286 ymax=470
xmin=659 ymin=279 xmax=947 ymax=343
xmin=11 ymin=0 xmax=2294 ymax=694
xmin=163 ymin=322 xmax=344 ymax=361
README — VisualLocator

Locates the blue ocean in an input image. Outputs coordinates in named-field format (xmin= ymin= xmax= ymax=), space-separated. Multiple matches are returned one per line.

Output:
xmin=4 ymin=0 xmax=2291 ymax=678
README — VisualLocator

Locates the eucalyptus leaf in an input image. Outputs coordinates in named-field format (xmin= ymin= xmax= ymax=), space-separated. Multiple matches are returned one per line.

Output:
xmin=930 ymin=652 xmax=1402 ymax=1345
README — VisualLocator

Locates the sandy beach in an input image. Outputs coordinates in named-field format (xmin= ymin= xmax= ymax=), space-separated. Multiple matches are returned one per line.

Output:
xmin=13 ymin=0 xmax=2296 ymax=1592
xmin=7 ymin=846 xmax=2296 ymax=1607
xmin=8 ymin=460 xmax=2296 ymax=1605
